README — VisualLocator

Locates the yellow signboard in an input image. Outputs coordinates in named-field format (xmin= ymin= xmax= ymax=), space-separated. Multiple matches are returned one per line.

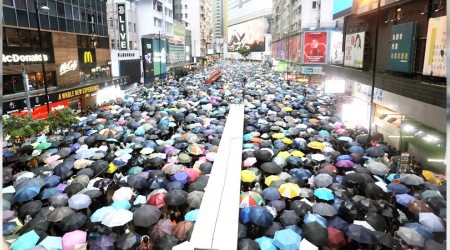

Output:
xmin=58 ymin=85 xmax=99 ymax=101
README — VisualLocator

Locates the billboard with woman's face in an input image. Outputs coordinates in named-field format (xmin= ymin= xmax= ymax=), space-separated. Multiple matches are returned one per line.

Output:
xmin=344 ymin=32 xmax=365 ymax=68
xmin=227 ymin=18 xmax=266 ymax=52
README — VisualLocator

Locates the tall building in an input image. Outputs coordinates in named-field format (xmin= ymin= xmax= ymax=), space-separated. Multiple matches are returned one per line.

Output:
xmin=2 ymin=0 xmax=130 ymax=117
xmin=271 ymin=0 xmax=301 ymax=41
xmin=173 ymin=0 xmax=212 ymax=63
xmin=212 ymin=0 xmax=226 ymax=59
xmin=226 ymin=0 xmax=272 ymax=61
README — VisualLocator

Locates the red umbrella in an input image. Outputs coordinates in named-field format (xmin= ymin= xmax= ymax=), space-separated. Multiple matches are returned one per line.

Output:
xmin=150 ymin=219 xmax=173 ymax=242
xmin=327 ymin=227 xmax=346 ymax=249
xmin=147 ymin=193 xmax=167 ymax=208
xmin=181 ymin=168 xmax=200 ymax=182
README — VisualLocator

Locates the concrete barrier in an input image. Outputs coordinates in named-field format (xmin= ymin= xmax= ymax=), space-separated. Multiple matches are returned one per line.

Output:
xmin=177 ymin=104 xmax=244 ymax=249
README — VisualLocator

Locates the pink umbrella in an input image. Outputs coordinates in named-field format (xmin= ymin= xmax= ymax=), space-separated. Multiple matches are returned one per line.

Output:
xmin=112 ymin=187 xmax=133 ymax=201
xmin=335 ymin=129 xmax=349 ymax=136
xmin=3 ymin=210 xmax=16 ymax=222
xmin=164 ymin=146 xmax=176 ymax=155
xmin=205 ymin=152 xmax=217 ymax=162
xmin=181 ymin=168 xmax=200 ymax=182
xmin=243 ymin=157 xmax=257 ymax=167
xmin=44 ymin=155 xmax=61 ymax=164
xmin=150 ymin=219 xmax=174 ymax=242
xmin=62 ymin=230 xmax=86 ymax=250
xmin=335 ymin=160 xmax=355 ymax=168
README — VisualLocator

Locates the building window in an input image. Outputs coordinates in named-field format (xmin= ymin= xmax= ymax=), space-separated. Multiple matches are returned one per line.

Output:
xmin=4 ymin=0 xmax=14 ymax=7
xmin=57 ymin=2 xmax=65 ymax=17
xmin=185 ymin=5 xmax=187 ymax=9
xmin=312 ymin=1 xmax=317 ymax=9
xmin=3 ymin=71 xmax=56 ymax=95
xmin=185 ymin=13 xmax=188 ymax=18
xmin=15 ymin=0 xmax=26 ymax=10
xmin=5 ymin=28 xmax=20 ymax=46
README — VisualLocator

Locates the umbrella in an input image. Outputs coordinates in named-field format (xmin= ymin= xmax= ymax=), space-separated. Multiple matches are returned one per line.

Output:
xmin=313 ymin=188 xmax=334 ymax=201
xmin=162 ymin=163 xmax=183 ymax=175
xmin=335 ymin=160 xmax=355 ymax=168
xmin=37 ymin=236 xmax=63 ymax=250
xmin=262 ymin=187 xmax=281 ymax=201
xmin=366 ymin=161 xmax=389 ymax=176
xmin=240 ymin=191 xmax=264 ymax=208
xmin=14 ymin=185 xmax=41 ymax=202
xmin=273 ymin=229 xmax=301 ymax=250
xmin=164 ymin=189 xmax=188 ymax=206
xmin=47 ymin=207 xmax=75 ymax=222
xmin=327 ymin=227 xmax=347 ymax=249
xmin=313 ymin=174 xmax=333 ymax=188
xmin=249 ymin=206 xmax=273 ymax=227
xmin=184 ymin=209 xmax=199 ymax=222
xmin=112 ymin=187 xmax=134 ymax=201
xmin=187 ymin=190 xmax=204 ymax=209
xmin=154 ymin=235 xmax=179 ymax=250
xmin=405 ymin=222 xmax=434 ymax=240
xmin=302 ymin=221 xmax=328 ymax=246
xmin=68 ymin=193 xmax=91 ymax=210
xmin=126 ymin=174 xmax=148 ymax=189
xmin=150 ymin=219 xmax=173 ymax=242
xmin=365 ymin=213 xmax=387 ymax=231
xmin=90 ymin=235 xmax=115 ymax=250
xmin=400 ymin=174 xmax=425 ymax=186
xmin=116 ymin=232 xmax=140 ymax=250
xmin=61 ymin=230 xmax=87 ymax=250
xmin=38 ymin=187 xmax=59 ymax=200
xmin=278 ymin=183 xmax=301 ymax=198
xmin=101 ymin=209 xmax=133 ymax=227
xmin=407 ymin=200 xmax=433 ymax=216
xmin=307 ymin=141 xmax=324 ymax=150
xmin=44 ymin=175 xmax=62 ymax=188
xmin=173 ymin=220 xmax=194 ymax=240
xmin=303 ymin=213 xmax=327 ymax=228
xmin=419 ymin=212 xmax=446 ymax=232
xmin=365 ymin=146 xmax=385 ymax=157
xmin=373 ymin=231 xmax=402 ymax=249
xmin=133 ymin=205 xmax=161 ymax=227
xmin=111 ymin=199 xmax=131 ymax=210
xmin=10 ymin=229 xmax=40 ymax=250
xmin=60 ymin=212 xmax=87 ymax=232
xmin=254 ymin=236 xmax=277 ymax=250
xmin=397 ymin=226 xmax=426 ymax=247
xmin=279 ymin=210 xmax=300 ymax=227
xmin=90 ymin=206 xmax=115 ymax=223
xmin=50 ymin=193 xmax=69 ymax=207
xmin=19 ymin=200 xmax=43 ymax=218
xmin=387 ymin=183 xmax=409 ymax=194
xmin=312 ymin=202 xmax=337 ymax=217
xmin=3 ymin=221 xmax=18 ymax=235
xmin=395 ymin=193 xmax=416 ymax=206
xmin=261 ymin=162 xmax=282 ymax=174
xmin=346 ymin=224 xmax=377 ymax=244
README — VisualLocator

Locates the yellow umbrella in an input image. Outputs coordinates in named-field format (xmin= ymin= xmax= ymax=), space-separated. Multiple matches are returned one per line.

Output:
xmin=282 ymin=107 xmax=293 ymax=112
xmin=277 ymin=151 xmax=291 ymax=159
xmin=241 ymin=170 xmax=257 ymax=183
xmin=106 ymin=162 xmax=118 ymax=174
xmin=422 ymin=170 xmax=434 ymax=180
xmin=281 ymin=138 xmax=293 ymax=144
xmin=308 ymin=141 xmax=325 ymax=150
xmin=272 ymin=133 xmax=285 ymax=139
xmin=278 ymin=183 xmax=301 ymax=198
xmin=291 ymin=150 xmax=305 ymax=158
xmin=309 ymin=118 xmax=320 ymax=124
xmin=265 ymin=175 xmax=280 ymax=186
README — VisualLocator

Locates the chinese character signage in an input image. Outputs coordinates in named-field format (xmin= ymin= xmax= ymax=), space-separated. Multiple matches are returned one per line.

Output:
xmin=330 ymin=31 xmax=344 ymax=64
xmin=302 ymin=31 xmax=327 ymax=64
xmin=344 ymin=32 xmax=365 ymax=68
xmin=423 ymin=16 xmax=446 ymax=77
xmin=388 ymin=22 xmax=418 ymax=73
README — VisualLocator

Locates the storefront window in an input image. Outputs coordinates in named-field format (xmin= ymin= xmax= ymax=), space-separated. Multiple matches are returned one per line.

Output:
xmin=21 ymin=30 xmax=32 ymax=47
xmin=6 ymin=28 xmax=20 ymax=46
xmin=2 ymin=72 xmax=56 ymax=95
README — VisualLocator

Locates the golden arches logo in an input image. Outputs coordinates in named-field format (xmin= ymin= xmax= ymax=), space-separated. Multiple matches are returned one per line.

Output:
xmin=84 ymin=51 xmax=93 ymax=63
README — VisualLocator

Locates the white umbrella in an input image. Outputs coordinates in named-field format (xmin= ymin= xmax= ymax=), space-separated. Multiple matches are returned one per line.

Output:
xmin=101 ymin=209 xmax=133 ymax=227
xmin=353 ymin=220 xmax=376 ymax=231
xmin=300 ymin=238 xmax=318 ymax=250
xmin=68 ymin=193 xmax=92 ymax=210
xmin=419 ymin=212 xmax=446 ymax=232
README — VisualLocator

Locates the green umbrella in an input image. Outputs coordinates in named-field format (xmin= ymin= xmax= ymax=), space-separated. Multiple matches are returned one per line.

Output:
xmin=178 ymin=154 xmax=192 ymax=164
xmin=72 ymin=175 xmax=90 ymax=187
xmin=35 ymin=142 xmax=52 ymax=150
xmin=11 ymin=229 xmax=39 ymax=250
xmin=127 ymin=166 xmax=144 ymax=175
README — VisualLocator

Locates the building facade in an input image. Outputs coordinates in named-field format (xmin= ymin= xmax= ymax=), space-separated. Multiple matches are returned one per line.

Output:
xmin=211 ymin=0 xmax=226 ymax=60
xmin=2 ymin=0 xmax=130 ymax=117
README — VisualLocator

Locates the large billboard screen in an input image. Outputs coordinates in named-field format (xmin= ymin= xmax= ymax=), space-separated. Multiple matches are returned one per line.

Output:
xmin=289 ymin=34 xmax=301 ymax=63
xmin=388 ymin=22 xmax=418 ymax=73
xmin=423 ymin=16 xmax=446 ymax=77
xmin=228 ymin=18 xmax=266 ymax=52
xmin=330 ymin=31 xmax=344 ymax=64
xmin=153 ymin=39 xmax=167 ymax=75
xmin=344 ymin=32 xmax=365 ymax=68
xmin=302 ymin=31 xmax=327 ymax=64
xmin=142 ymin=38 xmax=154 ymax=78
xmin=333 ymin=0 xmax=353 ymax=20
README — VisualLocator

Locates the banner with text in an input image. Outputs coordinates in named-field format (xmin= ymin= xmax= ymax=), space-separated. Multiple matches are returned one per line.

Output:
xmin=344 ymin=32 xmax=365 ymax=68
xmin=302 ymin=31 xmax=327 ymax=64
xmin=422 ymin=16 xmax=446 ymax=77
xmin=330 ymin=31 xmax=344 ymax=64
xmin=388 ymin=22 xmax=418 ymax=73
xmin=117 ymin=3 xmax=128 ymax=50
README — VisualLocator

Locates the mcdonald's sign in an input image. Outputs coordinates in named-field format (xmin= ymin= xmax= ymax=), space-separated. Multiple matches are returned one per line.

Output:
xmin=78 ymin=49 xmax=96 ymax=66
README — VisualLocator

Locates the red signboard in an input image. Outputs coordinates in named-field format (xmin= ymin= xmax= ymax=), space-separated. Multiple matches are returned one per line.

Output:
xmin=13 ymin=100 xmax=69 ymax=119
xmin=289 ymin=34 xmax=301 ymax=63
xmin=303 ymin=31 xmax=328 ymax=64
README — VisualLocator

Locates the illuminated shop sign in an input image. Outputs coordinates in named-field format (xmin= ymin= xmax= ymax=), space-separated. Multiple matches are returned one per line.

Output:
xmin=2 ymin=54 xmax=49 ymax=63
xmin=59 ymin=60 xmax=78 ymax=75
xmin=117 ymin=3 xmax=128 ymax=50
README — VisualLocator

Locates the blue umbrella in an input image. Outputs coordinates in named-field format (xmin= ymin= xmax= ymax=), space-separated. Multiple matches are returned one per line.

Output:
xmin=395 ymin=194 xmax=416 ymax=206
xmin=3 ymin=221 xmax=17 ymax=235
xmin=262 ymin=187 xmax=281 ymax=201
xmin=404 ymin=222 xmax=434 ymax=240
xmin=15 ymin=185 xmax=41 ymax=202
xmin=289 ymin=168 xmax=312 ymax=180
xmin=336 ymin=155 xmax=353 ymax=161
xmin=284 ymin=224 xmax=302 ymax=235
xmin=387 ymin=173 xmax=400 ymax=182
xmin=75 ymin=150 xmax=95 ymax=159
xmin=273 ymin=228 xmax=301 ymax=250
xmin=38 ymin=236 xmax=63 ymax=250
xmin=249 ymin=206 xmax=273 ymax=227
xmin=171 ymin=172 xmax=190 ymax=185
xmin=314 ymin=188 xmax=334 ymax=201
xmin=327 ymin=216 xmax=349 ymax=232
xmin=304 ymin=213 xmax=327 ymax=228
xmin=90 ymin=206 xmax=115 ymax=222
xmin=11 ymin=230 xmax=40 ymax=250
xmin=111 ymin=199 xmax=131 ymax=210
xmin=112 ymin=159 xmax=128 ymax=167
xmin=386 ymin=183 xmax=409 ymax=194
xmin=365 ymin=147 xmax=385 ymax=157
xmin=240 ymin=207 xmax=252 ymax=224
xmin=44 ymin=148 xmax=59 ymax=155
xmin=348 ymin=146 xmax=365 ymax=155
xmin=337 ymin=136 xmax=352 ymax=141
xmin=44 ymin=175 xmax=61 ymax=188
xmin=255 ymin=236 xmax=277 ymax=250
xmin=39 ymin=188 xmax=59 ymax=200
xmin=184 ymin=209 xmax=199 ymax=222
xmin=68 ymin=193 xmax=92 ymax=210
xmin=166 ymin=181 xmax=184 ymax=191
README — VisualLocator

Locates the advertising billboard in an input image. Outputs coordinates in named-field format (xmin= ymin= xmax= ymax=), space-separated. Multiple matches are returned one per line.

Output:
xmin=302 ymin=31 xmax=327 ymax=64
xmin=228 ymin=18 xmax=266 ymax=52
xmin=333 ymin=0 xmax=353 ymax=20
xmin=344 ymin=32 xmax=365 ymax=68
xmin=117 ymin=3 xmax=128 ymax=50
xmin=153 ymin=39 xmax=167 ymax=76
xmin=142 ymin=38 xmax=154 ymax=78
xmin=78 ymin=49 xmax=97 ymax=68
xmin=330 ymin=31 xmax=344 ymax=64
xmin=423 ymin=16 xmax=446 ymax=77
xmin=2 ymin=47 xmax=55 ymax=66
xmin=289 ymin=34 xmax=301 ymax=63
xmin=388 ymin=22 xmax=418 ymax=73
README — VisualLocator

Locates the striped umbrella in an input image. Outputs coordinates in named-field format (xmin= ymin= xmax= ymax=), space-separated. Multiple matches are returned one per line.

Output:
xmin=186 ymin=144 xmax=205 ymax=156
xmin=239 ymin=191 xmax=264 ymax=208
xmin=278 ymin=183 xmax=301 ymax=199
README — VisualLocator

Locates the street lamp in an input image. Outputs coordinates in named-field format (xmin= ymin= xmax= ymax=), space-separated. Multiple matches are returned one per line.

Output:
xmin=367 ymin=0 xmax=381 ymax=144
xmin=35 ymin=0 xmax=51 ymax=115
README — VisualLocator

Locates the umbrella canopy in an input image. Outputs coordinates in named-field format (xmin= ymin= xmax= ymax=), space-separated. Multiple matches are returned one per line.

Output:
xmin=397 ymin=227 xmax=426 ymax=247
xmin=278 ymin=183 xmax=301 ymax=199
xmin=302 ymin=221 xmax=328 ymax=246
xmin=373 ymin=231 xmax=402 ymax=249
xmin=133 ymin=205 xmax=161 ymax=227
xmin=47 ymin=207 xmax=75 ymax=222
xmin=279 ymin=210 xmax=300 ymax=227
xmin=346 ymin=224 xmax=377 ymax=245
xmin=10 ymin=229 xmax=40 ymax=250
xmin=60 ymin=212 xmax=87 ymax=232
xmin=101 ymin=209 xmax=133 ymax=227
xmin=62 ymin=230 xmax=87 ymax=250
xmin=38 ymin=236 xmax=63 ymax=250
xmin=90 ymin=206 xmax=115 ymax=223
xmin=249 ymin=206 xmax=273 ymax=227
xmin=164 ymin=189 xmax=188 ymax=206
xmin=312 ymin=202 xmax=337 ymax=217
xmin=419 ymin=212 xmax=446 ymax=232
xmin=173 ymin=220 xmax=194 ymax=240
xmin=68 ymin=193 xmax=91 ymax=210
xmin=187 ymin=190 xmax=204 ymax=209
xmin=273 ymin=229 xmax=301 ymax=250
xmin=240 ymin=191 xmax=264 ymax=208
xmin=116 ymin=232 xmax=140 ymax=250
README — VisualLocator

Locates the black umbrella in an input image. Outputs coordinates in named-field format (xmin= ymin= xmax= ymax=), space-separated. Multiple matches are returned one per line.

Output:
xmin=346 ymin=224 xmax=377 ymax=245
xmin=260 ymin=162 xmax=282 ymax=174
xmin=77 ymin=168 xmax=94 ymax=178
xmin=256 ymin=149 xmax=273 ymax=162
xmin=133 ymin=205 xmax=161 ymax=227
xmin=361 ymin=182 xmax=384 ymax=196
xmin=164 ymin=189 xmax=188 ymax=206
xmin=64 ymin=182 xmax=84 ymax=197
xmin=373 ymin=231 xmax=402 ymax=249
xmin=115 ymin=232 xmax=140 ymax=250
xmin=60 ymin=212 xmax=87 ymax=232
xmin=149 ymin=177 xmax=169 ymax=190
xmin=127 ymin=174 xmax=148 ymax=189
xmin=19 ymin=200 xmax=43 ymax=218
xmin=238 ymin=223 xmax=247 ymax=239
xmin=18 ymin=218 xmax=49 ymax=235
xmin=20 ymin=144 xmax=34 ymax=155
xmin=90 ymin=160 xmax=109 ymax=176
xmin=365 ymin=213 xmax=387 ymax=231
xmin=302 ymin=221 xmax=328 ymax=246
xmin=149 ymin=170 xmax=165 ymax=179
xmin=238 ymin=238 xmax=260 ymax=250
xmin=279 ymin=210 xmax=300 ymax=227
xmin=154 ymin=235 xmax=179 ymax=250
xmin=188 ymin=180 xmax=207 ymax=192
xmin=263 ymin=222 xmax=283 ymax=238
xmin=289 ymin=200 xmax=312 ymax=217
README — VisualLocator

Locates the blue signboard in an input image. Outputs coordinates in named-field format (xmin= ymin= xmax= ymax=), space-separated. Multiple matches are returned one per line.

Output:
xmin=388 ymin=22 xmax=418 ymax=73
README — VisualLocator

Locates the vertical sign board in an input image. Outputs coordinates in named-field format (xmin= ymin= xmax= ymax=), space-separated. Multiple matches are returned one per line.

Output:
xmin=330 ymin=31 xmax=344 ymax=64
xmin=388 ymin=22 xmax=418 ymax=73
xmin=117 ymin=3 xmax=128 ymax=50
xmin=152 ymin=39 xmax=167 ymax=76
xmin=302 ymin=31 xmax=328 ymax=64
xmin=344 ymin=32 xmax=365 ymax=68
xmin=142 ymin=38 xmax=154 ymax=78
xmin=423 ymin=16 xmax=446 ymax=77
xmin=289 ymin=34 xmax=301 ymax=63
